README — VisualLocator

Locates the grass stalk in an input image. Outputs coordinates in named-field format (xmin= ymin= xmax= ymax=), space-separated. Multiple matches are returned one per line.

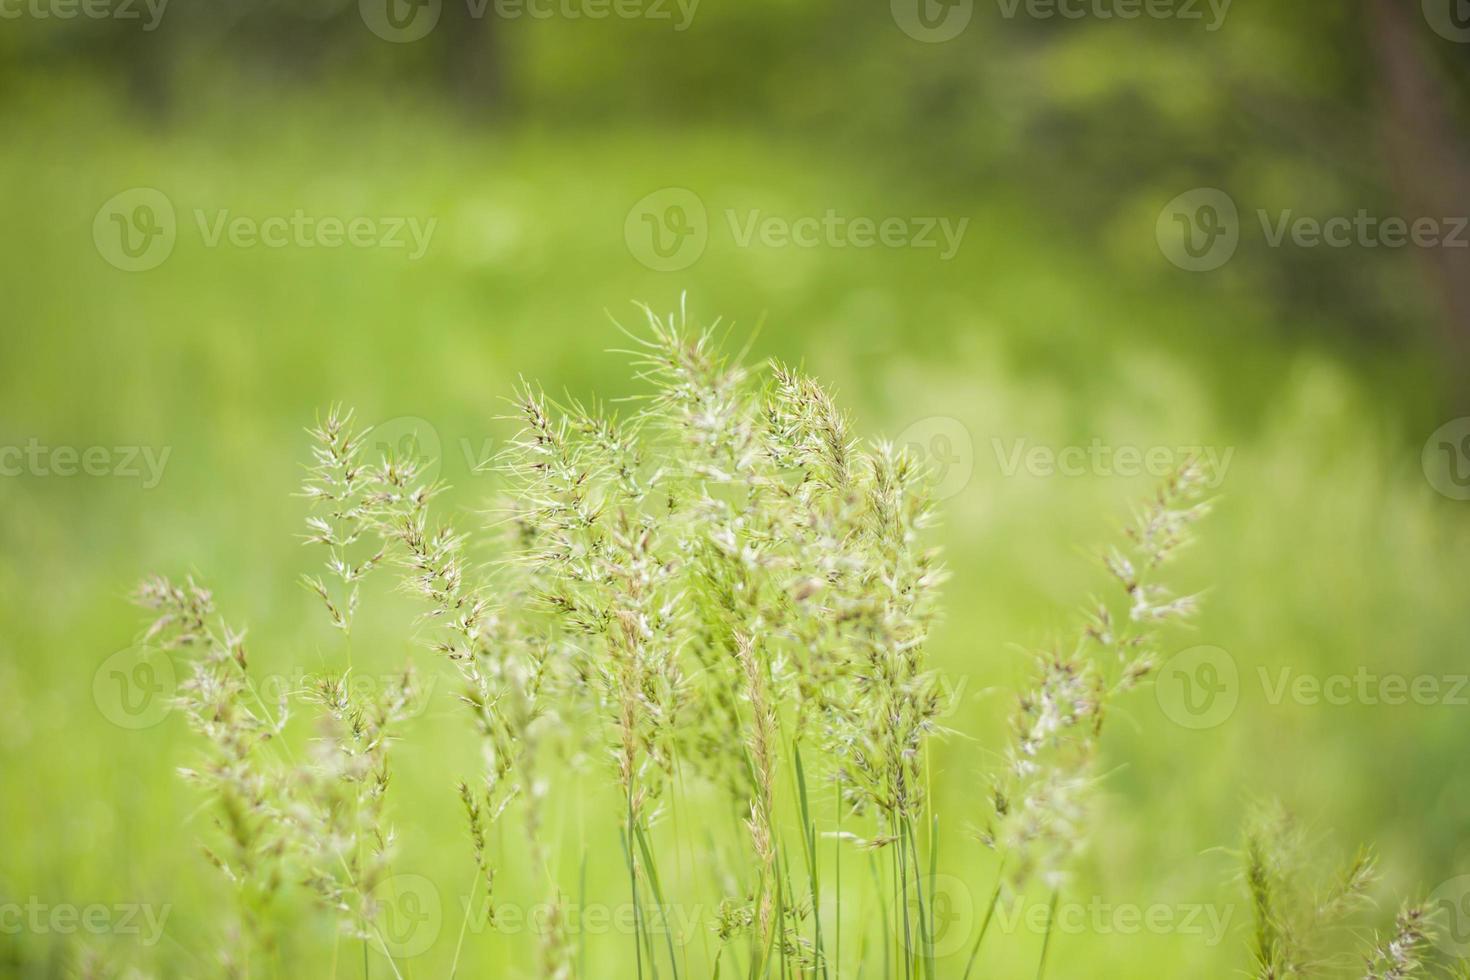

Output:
xmin=1035 ymin=888 xmax=1059 ymax=980
xmin=621 ymin=804 xmax=646 ymax=980
xmin=960 ymin=863 xmax=1005 ymax=980
xmin=833 ymin=793 xmax=842 ymax=979
xmin=635 ymin=821 xmax=683 ymax=980
xmin=793 ymin=745 xmax=827 ymax=979
xmin=901 ymin=816 xmax=932 ymax=980
xmin=448 ymin=868 xmax=481 ymax=979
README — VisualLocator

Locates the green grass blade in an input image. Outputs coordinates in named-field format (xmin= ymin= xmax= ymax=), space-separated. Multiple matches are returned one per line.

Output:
xmin=634 ymin=820 xmax=683 ymax=980
xmin=960 ymin=864 xmax=1005 ymax=980
xmin=793 ymin=745 xmax=827 ymax=979
xmin=619 ymin=821 xmax=646 ymax=980
xmin=1036 ymin=888 xmax=1059 ymax=980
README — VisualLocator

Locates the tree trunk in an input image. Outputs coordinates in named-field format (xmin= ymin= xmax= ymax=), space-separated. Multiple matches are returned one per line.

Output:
xmin=1366 ymin=0 xmax=1470 ymax=407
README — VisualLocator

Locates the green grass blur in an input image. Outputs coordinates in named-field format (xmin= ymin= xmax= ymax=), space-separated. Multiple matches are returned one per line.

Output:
xmin=2 ymin=74 xmax=1469 ymax=978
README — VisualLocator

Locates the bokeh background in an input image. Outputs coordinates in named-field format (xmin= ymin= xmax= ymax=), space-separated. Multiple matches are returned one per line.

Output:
xmin=5 ymin=0 xmax=1470 ymax=976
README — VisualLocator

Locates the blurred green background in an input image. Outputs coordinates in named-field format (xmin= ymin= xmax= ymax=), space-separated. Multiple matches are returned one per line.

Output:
xmin=5 ymin=0 xmax=1470 ymax=976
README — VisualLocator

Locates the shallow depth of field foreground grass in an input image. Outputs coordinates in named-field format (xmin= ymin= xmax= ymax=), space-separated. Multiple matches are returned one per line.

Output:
xmin=3 ymin=84 xmax=1470 ymax=979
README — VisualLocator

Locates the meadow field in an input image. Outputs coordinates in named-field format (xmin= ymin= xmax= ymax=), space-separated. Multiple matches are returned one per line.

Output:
xmin=3 ymin=63 xmax=1470 ymax=978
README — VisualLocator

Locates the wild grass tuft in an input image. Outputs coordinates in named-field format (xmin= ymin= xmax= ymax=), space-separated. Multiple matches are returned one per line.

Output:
xmin=126 ymin=301 xmax=1468 ymax=979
